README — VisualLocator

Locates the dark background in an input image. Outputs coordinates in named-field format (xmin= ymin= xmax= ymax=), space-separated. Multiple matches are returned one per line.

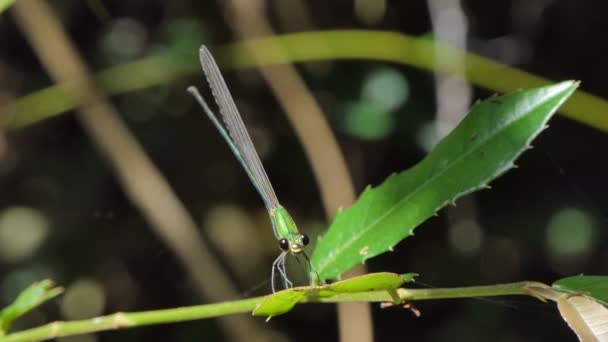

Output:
xmin=1 ymin=0 xmax=607 ymax=341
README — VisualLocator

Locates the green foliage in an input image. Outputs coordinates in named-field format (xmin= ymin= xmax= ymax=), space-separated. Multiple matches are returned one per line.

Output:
xmin=553 ymin=275 xmax=608 ymax=305
xmin=252 ymin=272 xmax=415 ymax=319
xmin=311 ymin=81 xmax=579 ymax=282
xmin=0 ymin=280 xmax=63 ymax=335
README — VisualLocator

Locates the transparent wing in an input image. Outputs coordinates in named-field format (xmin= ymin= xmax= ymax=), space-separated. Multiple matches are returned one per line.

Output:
xmin=198 ymin=46 xmax=280 ymax=211
xmin=187 ymin=86 xmax=258 ymax=197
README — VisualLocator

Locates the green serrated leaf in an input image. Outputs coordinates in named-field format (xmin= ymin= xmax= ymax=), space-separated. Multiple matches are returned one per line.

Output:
xmin=311 ymin=81 xmax=579 ymax=282
xmin=0 ymin=280 xmax=64 ymax=334
xmin=253 ymin=272 xmax=410 ymax=319
xmin=553 ymin=275 xmax=608 ymax=305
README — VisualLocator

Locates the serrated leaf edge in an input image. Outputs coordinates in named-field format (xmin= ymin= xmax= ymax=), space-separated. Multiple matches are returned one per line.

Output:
xmin=314 ymin=81 xmax=577 ymax=278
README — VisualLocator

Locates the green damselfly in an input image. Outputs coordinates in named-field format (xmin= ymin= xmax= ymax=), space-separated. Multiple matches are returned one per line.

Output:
xmin=188 ymin=46 xmax=312 ymax=293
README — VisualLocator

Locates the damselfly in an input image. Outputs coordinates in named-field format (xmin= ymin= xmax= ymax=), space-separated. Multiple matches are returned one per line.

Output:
xmin=188 ymin=46 xmax=312 ymax=293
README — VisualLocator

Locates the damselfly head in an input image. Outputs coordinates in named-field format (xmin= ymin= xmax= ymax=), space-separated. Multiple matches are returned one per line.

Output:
xmin=278 ymin=233 xmax=309 ymax=254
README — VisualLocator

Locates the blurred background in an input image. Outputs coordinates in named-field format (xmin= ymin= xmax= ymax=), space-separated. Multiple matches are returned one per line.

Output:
xmin=1 ymin=0 xmax=607 ymax=341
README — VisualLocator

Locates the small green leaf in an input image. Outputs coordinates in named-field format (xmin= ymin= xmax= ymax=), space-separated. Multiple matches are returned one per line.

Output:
xmin=311 ymin=81 xmax=579 ymax=282
xmin=252 ymin=272 xmax=411 ymax=319
xmin=329 ymin=272 xmax=415 ymax=293
xmin=252 ymin=290 xmax=307 ymax=319
xmin=553 ymin=275 xmax=608 ymax=305
xmin=0 ymin=280 xmax=64 ymax=334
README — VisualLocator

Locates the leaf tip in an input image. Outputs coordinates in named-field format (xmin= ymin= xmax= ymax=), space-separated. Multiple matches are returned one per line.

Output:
xmin=570 ymin=80 xmax=581 ymax=88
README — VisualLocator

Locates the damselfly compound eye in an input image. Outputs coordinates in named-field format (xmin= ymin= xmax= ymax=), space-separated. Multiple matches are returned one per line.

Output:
xmin=300 ymin=234 xmax=309 ymax=246
xmin=279 ymin=238 xmax=290 ymax=251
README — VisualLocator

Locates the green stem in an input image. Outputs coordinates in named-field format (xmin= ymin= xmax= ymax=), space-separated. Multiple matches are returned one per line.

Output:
xmin=1 ymin=296 xmax=263 ymax=342
xmin=1 ymin=281 xmax=547 ymax=342
xmin=399 ymin=281 xmax=544 ymax=301
xmin=309 ymin=281 xmax=546 ymax=303
xmin=3 ymin=31 xmax=608 ymax=132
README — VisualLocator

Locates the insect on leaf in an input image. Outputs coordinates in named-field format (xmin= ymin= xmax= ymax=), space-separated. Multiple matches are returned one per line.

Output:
xmin=311 ymin=81 xmax=579 ymax=282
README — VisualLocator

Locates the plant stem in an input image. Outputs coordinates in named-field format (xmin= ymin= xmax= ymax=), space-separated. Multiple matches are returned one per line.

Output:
xmin=1 ymin=296 xmax=263 ymax=342
xmin=400 ymin=281 xmax=545 ymax=301
xmin=307 ymin=281 xmax=546 ymax=303
xmin=1 ymin=281 xmax=548 ymax=342
xmin=4 ymin=31 xmax=608 ymax=132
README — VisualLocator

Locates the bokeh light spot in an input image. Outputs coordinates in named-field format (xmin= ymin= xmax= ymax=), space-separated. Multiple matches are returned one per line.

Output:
xmin=61 ymin=279 xmax=105 ymax=320
xmin=361 ymin=67 xmax=409 ymax=112
xmin=100 ymin=18 xmax=147 ymax=61
xmin=354 ymin=0 xmax=386 ymax=26
xmin=546 ymin=207 xmax=594 ymax=257
xmin=448 ymin=219 xmax=483 ymax=255
xmin=159 ymin=19 xmax=208 ymax=58
xmin=0 ymin=206 xmax=49 ymax=262
xmin=344 ymin=101 xmax=393 ymax=140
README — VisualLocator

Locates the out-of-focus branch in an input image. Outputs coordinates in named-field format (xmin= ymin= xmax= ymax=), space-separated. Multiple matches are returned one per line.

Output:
xmin=218 ymin=1 xmax=372 ymax=342
xmin=10 ymin=1 xmax=279 ymax=342
xmin=427 ymin=0 xmax=488 ymax=268
xmin=4 ymin=31 xmax=608 ymax=132
xmin=428 ymin=0 xmax=471 ymax=136
xmin=427 ymin=0 xmax=483 ymax=262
